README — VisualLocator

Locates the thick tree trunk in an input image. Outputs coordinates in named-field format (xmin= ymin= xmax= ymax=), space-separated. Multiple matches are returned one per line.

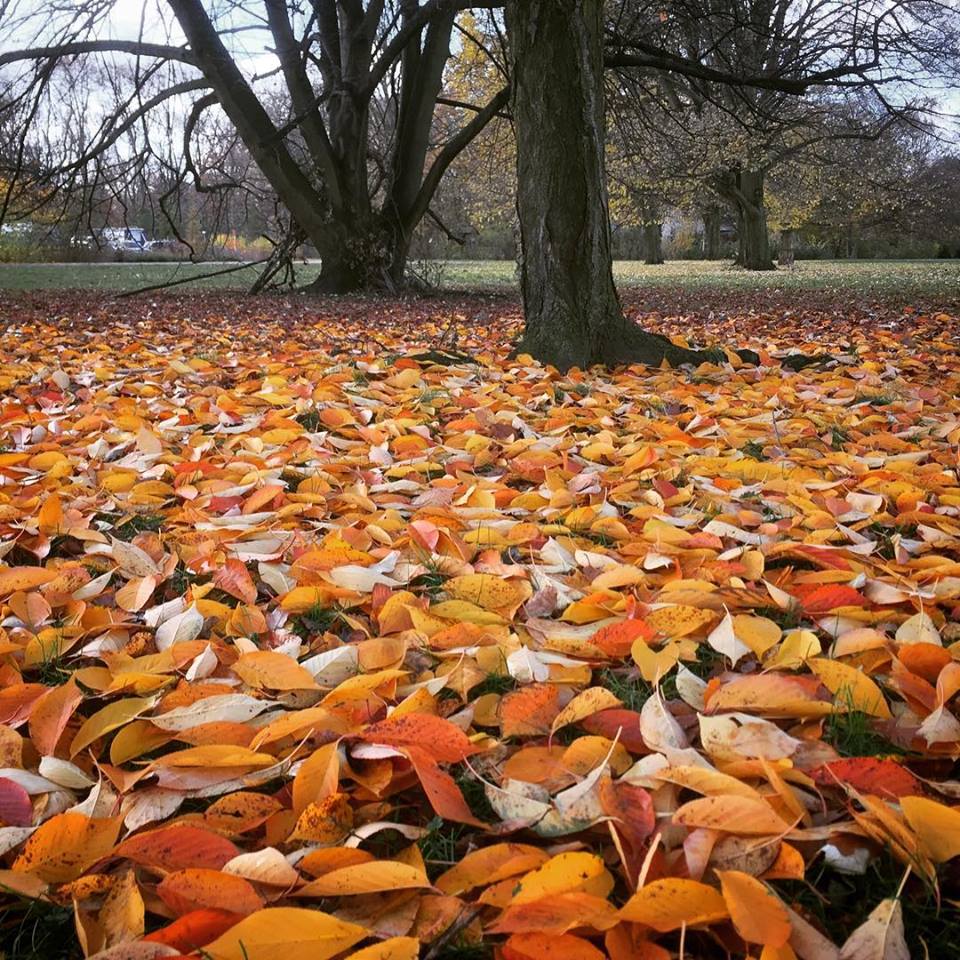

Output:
xmin=506 ymin=0 xmax=700 ymax=370
xmin=779 ymin=228 xmax=795 ymax=268
xmin=643 ymin=223 xmax=664 ymax=264
xmin=735 ymin=169 xmax=774 ymax=270
xmin=306 ymin=222 xmax=392 ymax=294
xmin=703 ymin=207 xmax=721 ymax=259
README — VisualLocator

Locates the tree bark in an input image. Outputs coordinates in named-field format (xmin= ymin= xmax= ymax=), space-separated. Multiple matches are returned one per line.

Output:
xmin=779 ymin=227 xmax=795 ymax=268
xmin=643 ymin=222 xmax=664 ymax=264
xmin=734 ymin=168 xmax=774 ymax=270
xmin=507 ymin=0 xmax=701 ymax=370
xmin=703 ymin=206 xmax=721 ymax=259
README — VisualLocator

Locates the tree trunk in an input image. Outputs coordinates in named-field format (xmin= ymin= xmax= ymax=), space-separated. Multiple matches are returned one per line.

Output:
xmin=703 ymin=206 xmax=721 ymax=259
xmin=735 ymin=169 xmax=774 ymax=270
xmin=506 ymin=0 xmax=700 ymax=370
xmin=779 ymin=228 xmax=795 ymax=268
xmin=307 ymin=222 xmax=391 ymax=294
xmin=643 ymin=222 xmax=664 ymax=264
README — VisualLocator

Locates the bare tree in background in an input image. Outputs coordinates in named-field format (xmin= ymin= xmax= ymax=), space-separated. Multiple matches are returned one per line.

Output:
xmin=0 ymin=1 xmax=508 ymax=291
xmin=507 ymin=0 xmax=960 ymax=368
xmin=607 ymin=0 xmax=960 ymax=270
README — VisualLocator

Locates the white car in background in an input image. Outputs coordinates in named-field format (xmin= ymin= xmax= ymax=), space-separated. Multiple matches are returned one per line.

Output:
xmin=101 ymin=226 xmax=152 ymax=251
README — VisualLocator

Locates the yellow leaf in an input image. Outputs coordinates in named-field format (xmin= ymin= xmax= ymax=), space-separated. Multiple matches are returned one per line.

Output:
xmin=808 ymin=657 xmax=892 ymax=719
xmin=70 ymin=697 xmax=155 ymax=757
xmin=620 ymin=878 xmax=729 ymax=929
xmin=0 ymin=566 xmax=57 ymax=596
xmin=13 ymin=813 xmax=120 ymax=882
xmin=429 ymin=599 xmax=508 ymax=626
xmin=901 ymin=796 xmax=960 ymax=863
xmin=646 ymin=604 xmax=714 ymax=638
xmin=673 ymin=796 xmax=791 ymax=835
xmin=233 ymin=650 xmax=319 ymax=691
xmin=37 ymin=493 xmax=64 ymax=535
xmin=297 ymin=861 xmax=430 ymax=896
xmin=591 ymin=564 xmax=645 ymax=591
xmin=202 ymin=907 xmax=366 ymax=960
xmin=734 ymin=615 xmax=782 ymax=657
xmin=512 ymin=852 xmax=610 ymax=905
xmin=657 ymin=765 xmax=764 ymax=800
xmin=631 ymin=638 xmax=680 ymax=684
xmin=148 ymin=745 xmax=276 ymax=768
xmin=765 ymin=630 xmax=821 ymax=670
xmin=292 ymin=741 xmax=340 ymax=817
xmin=347 ymin=938 xmax=420 ymax=960
xmin=550 ymin=687 xmax=622 ymax=734
xmin=444 ymin=574 xmax=529 ymax=613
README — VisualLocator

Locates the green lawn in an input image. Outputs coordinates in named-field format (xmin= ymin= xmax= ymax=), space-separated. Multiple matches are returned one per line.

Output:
xmin=439 ymin=257 xmax=960 ymax=299
xmin=0 ymin=260 xmax=312 ymax=292
xmin=0 ymin=257 xmax=958 ymax=300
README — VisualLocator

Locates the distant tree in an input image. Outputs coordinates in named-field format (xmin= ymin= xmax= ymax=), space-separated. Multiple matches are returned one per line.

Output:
xmin=607 ymin=0 xmax=960 ymax=271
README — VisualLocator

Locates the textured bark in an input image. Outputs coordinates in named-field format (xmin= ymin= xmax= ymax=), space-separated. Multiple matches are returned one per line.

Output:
xmin=716 ymin=167 xmax=774 ymax=271
xmin=734 ymin=169 xmax=774 ymax=270
xmin=703 ymin=206 xmax=721 ymax=259
xmin=779 ymin=228 xmax=795 ymax=268
xmin=508 ymin=0 xmax=700 ymax=370
xmin=643 ymin=223 xmax=664 ymax=264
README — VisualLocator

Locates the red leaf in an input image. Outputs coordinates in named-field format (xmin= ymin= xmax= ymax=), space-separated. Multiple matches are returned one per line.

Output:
xmin=143 ymin=908 xmax=243 ymax=952
xmin=592 ymin=619 xmax=655 ymax=658
xmin=405 ymin=746 xmax=484 ymax=827
xmin=796 ymin=584 xmax=867 ymax=614
xmin=213 ymin=559 xmax=258 ymax=605
xmin=811 ymin=758 xmax=924 ymax=799
xmin=581 ymin=709 xmax=648 ymax=753
xmin=359 ymin=714 xmax=477 ymax=763
xmin=0 ymin=776 xmax=34 ymax=826
xmin=113 ymin=825 xmax=239 ymax=871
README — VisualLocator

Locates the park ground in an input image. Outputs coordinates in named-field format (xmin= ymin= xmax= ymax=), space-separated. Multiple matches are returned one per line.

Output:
xmin=1 ymin=260 xmax=960 ymax=959
xmin=1 ymin=256 xmax=959 ymax=299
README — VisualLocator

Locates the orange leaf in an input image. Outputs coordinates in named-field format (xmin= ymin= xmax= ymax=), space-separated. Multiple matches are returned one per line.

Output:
xmin=13 ymin=812 xmax=120 ymax=882
xmin=213 ymin=559 xmax=258 ymax=605
xmin=157 ymin=868 xmax=264 ymax=916
xmin=717 ymin=869 xmax=791 ymax=946
xmin=503 ymin=932 xmax=607 ymax=960
xmin=358 ymin=713 xmax=478 ymax=763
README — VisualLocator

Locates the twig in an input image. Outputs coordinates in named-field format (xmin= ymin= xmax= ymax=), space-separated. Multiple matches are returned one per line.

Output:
xmin=422 ymin=904 xmax=484 ymax=960
xmin=116 ymin=258 xmax=270 ymax=298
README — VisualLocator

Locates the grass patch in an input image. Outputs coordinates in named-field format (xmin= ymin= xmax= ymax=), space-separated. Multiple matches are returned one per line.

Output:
xmin=0 ymin=895 xmax=79 ymax=960
xmin=291 ymin=600 xmax=343 ymax=639
xmin=753 ymin=605 xmax=805 ymax=631
xmin=824 ymin=704 xmax=906 ymax=758
xmin=598 ymin=667 xmax=654 ymax=711
xmin=419 ymin=817 xmax=468 ymax=879
xmin=3 ymin=259 xmax=959 ymax=300
xmin=469 ymin=673 xmax=517 ymax=697
xmin=864 ymin=521 xmax=919 ymax=561
xmin=455 ymin=769 xmax=498 ymax=823
xmin=782 ymin=856 xmax=959 ymax=953
xmin=296 ymin=410 xmax=323 ymax=432
xmin=740 ymin=440 xmax=767 ymax=461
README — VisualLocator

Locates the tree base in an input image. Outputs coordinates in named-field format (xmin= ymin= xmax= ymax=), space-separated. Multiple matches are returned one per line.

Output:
xmin=734 ymin=255 xmax=776 ymax=271
xmin=512 ymin=320 xmax=723 ymax=370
